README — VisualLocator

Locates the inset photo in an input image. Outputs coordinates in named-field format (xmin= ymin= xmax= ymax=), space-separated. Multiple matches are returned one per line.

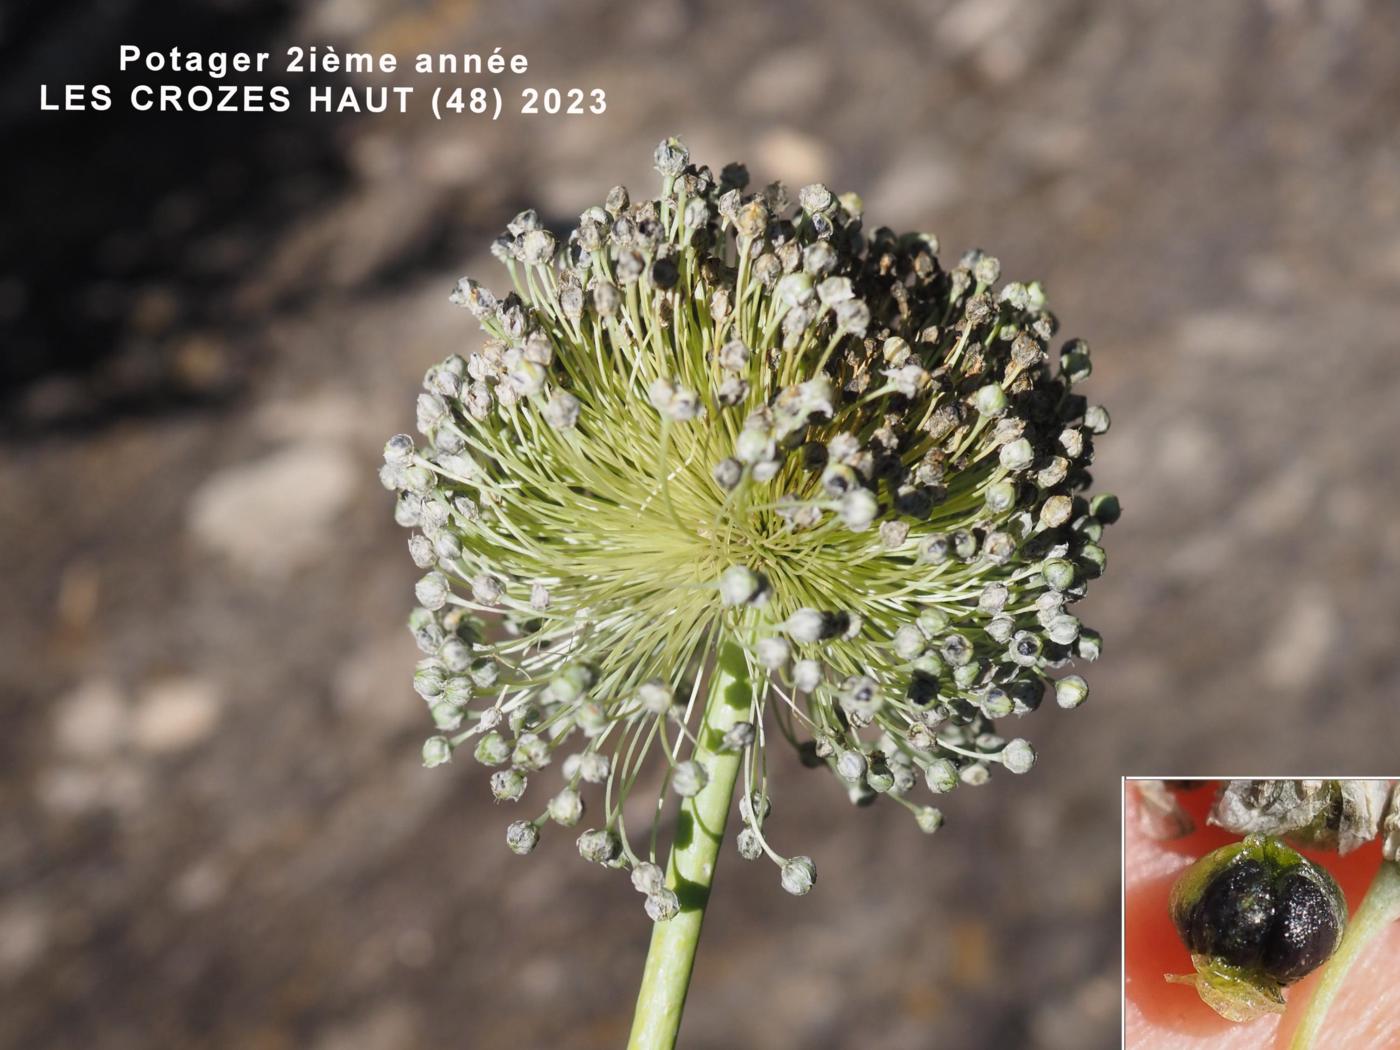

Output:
xmin=1124 ymin=779 xmax=1400 ymax=1049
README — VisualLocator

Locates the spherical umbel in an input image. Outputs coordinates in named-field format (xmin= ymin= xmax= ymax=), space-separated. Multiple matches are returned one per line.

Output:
xmin=1167 ymin=835 xmax=1347 ymax=1020
xmin=382 ymin=137 xmax=1117 ymax=912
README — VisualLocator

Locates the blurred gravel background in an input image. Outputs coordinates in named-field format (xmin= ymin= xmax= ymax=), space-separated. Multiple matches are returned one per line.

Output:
xmin=3 ymin=0 xmax=1399 ymax=1047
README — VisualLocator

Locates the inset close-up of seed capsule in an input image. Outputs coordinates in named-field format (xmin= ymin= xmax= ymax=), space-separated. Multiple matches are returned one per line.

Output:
xmin=1166 ymin=834 xmax=1346 ymax=1019
xmin=1124 ymin=779 xmax=1400 ymax=1049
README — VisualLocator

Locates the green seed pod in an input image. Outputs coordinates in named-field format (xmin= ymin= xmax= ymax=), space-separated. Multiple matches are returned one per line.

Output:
xmin=1166 ymin=834 xmax=1347 ymax=1021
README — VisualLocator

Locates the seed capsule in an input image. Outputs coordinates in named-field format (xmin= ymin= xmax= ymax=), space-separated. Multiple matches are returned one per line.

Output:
xmin=1166 ymin=834 xmax=1346 ymax=1021
xmin=631 ymin=862 xmax=665 ymax=895
xmin=780 ymin=856 xmax=816 ymax=896
xmin=736 ymin=828 xmax=764 ymax=860
xmin=645 ymin=888 xmax=681 ymax=922
xmin=506 ymin=820 xmax=540 ymax=855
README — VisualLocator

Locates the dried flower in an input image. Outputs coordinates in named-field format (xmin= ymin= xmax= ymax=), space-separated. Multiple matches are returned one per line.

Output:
xmin=1385 ymin=783 xmax=1400 ymax=863
xmin=1134 ymin=780 xmax=1195 ymax=840
xmin=1209 ymin=779 xmax=1390 ymax=855
xmin=383 ymin=138 xmax=1116 ymax=918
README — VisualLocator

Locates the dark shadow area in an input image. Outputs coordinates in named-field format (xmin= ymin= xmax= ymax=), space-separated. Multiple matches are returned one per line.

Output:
xmin=673 ymin=809 xmax=694 ymax=852
xmin=0 ymin=0 xmax=350 ymax=435
xmin=674 ymin=870 xmax=712 ymax=913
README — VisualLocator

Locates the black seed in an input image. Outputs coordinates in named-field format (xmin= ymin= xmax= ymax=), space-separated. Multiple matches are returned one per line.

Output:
xmin=1263 ymin=870 xmax=1342 ymax=984
xmin=1005 ymin=679 xmax=1044 ymax=715
xmin=935 ymin=699 xmax=977 ymax=726
xmin=823 ymin=612 xmax=849 ymax=640
xmin=906 ymin=670 xmax=939 ymax=706
xmin=651 ymin=258 xmax=679 ymax=289
xmin=1189 ymin=859 xmax=1276 ymax=968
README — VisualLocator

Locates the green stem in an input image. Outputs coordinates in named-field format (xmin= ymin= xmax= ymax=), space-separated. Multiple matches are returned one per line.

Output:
xmin=1290 ymin=859 xmax=1400 ymax=1049
xmin=627 ymin=637 xmax=751 ymax=1050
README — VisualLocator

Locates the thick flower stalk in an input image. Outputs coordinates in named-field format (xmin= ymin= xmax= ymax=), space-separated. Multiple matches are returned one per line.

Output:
xmin=381 ymin=137 xmax=1115 ymax=923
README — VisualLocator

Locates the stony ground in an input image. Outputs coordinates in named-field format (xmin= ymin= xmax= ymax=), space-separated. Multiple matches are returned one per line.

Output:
xmin=4 ymin=0 xmax=1400 ymax=1047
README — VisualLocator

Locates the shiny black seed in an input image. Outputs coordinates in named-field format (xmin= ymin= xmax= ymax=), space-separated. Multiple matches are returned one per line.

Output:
xmin=1188 ymin=859 xmax=1276 ymax=968
xmin=936 ymin=698 xmax=977 ymax=726
xmin=651 ymin=258 xmax=679 ymax=289
xmin=1263 ymin=870 xmax=1343 ymax=984
xmin=894 ymin=486 xmax=933 ymax=518
xmin=906 ymin=670 xmax=939 ymax=706
xmin=1005 ymin=679 xmax=1045 ymax=715
xmin=824 ymin=611 xmax=851 ymax=639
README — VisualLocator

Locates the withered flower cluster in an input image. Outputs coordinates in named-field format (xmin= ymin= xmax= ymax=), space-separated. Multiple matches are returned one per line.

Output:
xmin=381 ymin=137 xmax=1115 ymax=916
